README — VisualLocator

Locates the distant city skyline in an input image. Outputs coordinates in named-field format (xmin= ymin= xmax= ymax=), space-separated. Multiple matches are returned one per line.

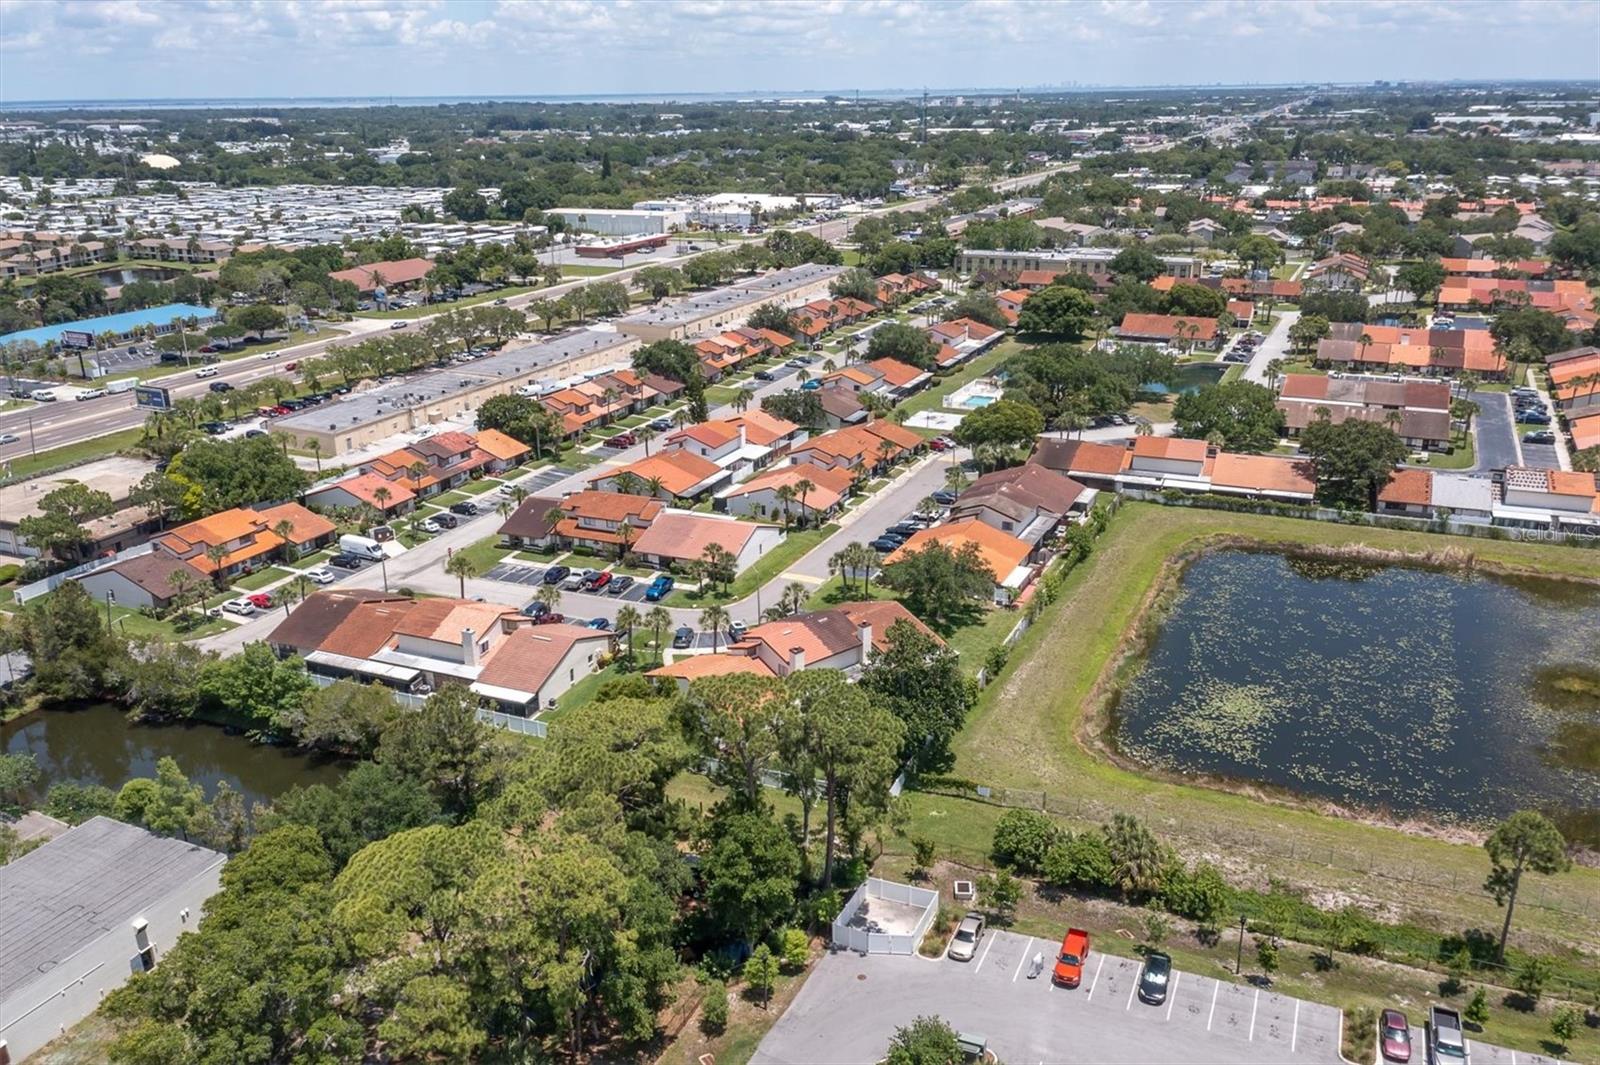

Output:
xmin=1 ymin=0 xmax=1596 ymax=105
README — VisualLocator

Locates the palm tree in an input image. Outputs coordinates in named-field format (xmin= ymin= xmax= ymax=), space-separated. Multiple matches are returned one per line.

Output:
xmin=699 ymin=604 xmax=730 ymax=653
xmin=774 ymin=484 xmax=797 ymax=528
xmin=645 ymin=475 xmax=667 ymax=500
xmin=645 ymin=605 xmax=672 ymax=664
xmin=496 ymin=499 xmax=513 ymax=522
xmin=204 ymin=543 xmax=229 ymax=589
xmin=734 ymin=387 xmax=756 ymax=413
xmin=1357 ymin=332 xmax=1374 ymax=365
xmin=779 ymin=581 xmax=807 ymax=616
xmin=615 ymin=604 xmax=642 ymax=662
xmin=408 ymin=460 xmax=429 ymax=497
xmin=613 ymin=471 xmax=645 ymax=496
xmin=828 ymin=547 xmax=851 ymax=594
xmin=372 ymin=486 xmax=392 ymax=519
xmin=793 ymin=477 xmax=815 ymax=521
xmin=672 ymin=408 xmax=690 ymax=429
xmin=1135 ymin=421 xmax=1155 ymax=438
xmin=616 ymin=519 xmax=635 ymax=561
xmin=848 ymin=541 xmax=879 ymax=596
xmin=637 ymin=426 xmax=656 ymax=456
xmin=535 ymin=583 xmax=562 ymax=613
xmin=271 ymin=518 xmax=298 ymax=563
xmin=444 ymin=551 xmax=479 ymax=598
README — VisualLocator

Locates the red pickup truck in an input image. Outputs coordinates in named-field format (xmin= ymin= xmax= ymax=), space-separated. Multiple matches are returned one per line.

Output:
xmin=1052 ymin=927 xmax=1091 ymax=987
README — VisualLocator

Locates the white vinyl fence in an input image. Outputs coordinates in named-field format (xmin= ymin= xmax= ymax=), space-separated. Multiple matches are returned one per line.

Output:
xmin=831 ymin=877 xmax=940 ymax=956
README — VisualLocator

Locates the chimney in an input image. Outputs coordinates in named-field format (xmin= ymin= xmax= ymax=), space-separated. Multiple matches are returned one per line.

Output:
xmin=788 ymin=646 xmax=806 ymax=674
xmin=858 ymin=621 xmax=873 ymax=663
xmin=738 ymin=423 xmax=748 ymax=449
xmin=461 ymin=627 xmax=478 ymax=666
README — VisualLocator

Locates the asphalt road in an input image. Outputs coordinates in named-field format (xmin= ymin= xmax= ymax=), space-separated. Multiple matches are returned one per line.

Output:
xmin=1471 ymin=390 xmax=1522 ymax=472
xmin=755 ymin=930 xmax=1345 ymax=1065
xmin=1242 ymin=309 xmax=1297 ymax=386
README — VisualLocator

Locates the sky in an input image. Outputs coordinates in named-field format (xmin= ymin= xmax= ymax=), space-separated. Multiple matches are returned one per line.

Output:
xmin=0 ymin=0 xmax=1596 ymax=104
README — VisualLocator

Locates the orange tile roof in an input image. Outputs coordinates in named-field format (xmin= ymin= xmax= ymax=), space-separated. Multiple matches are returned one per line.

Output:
xmin=1209 ymin=454 xmax=1316 ymax=497
xmin=559 ymin=489 xmax=664 ymax=525
xmin=390 ymin=598 xmax=519 ymax=641
xmin=320 ymin=599 xmax=422 ymax=658
xmin=866 ymin=357 xmax=927 ymax=388
xmin=1117 ymin=313 xmax=1220 ymax=341
xmin=671 ymin=421 xmax=741 ymax=448
xmin=312 ymin=470 xmax=419 ymax=508
xmin=1379 ymin=468 xmax=1434 ymax=507
xmin=722 ymin=462 xmax=856 ymax=511
xmin=1131 ymin=436 xmax=1209 ymax=462
xmin=1569 ymin=410 xmax=1600 ymax=451
xmin=725 ymin=409 xmax=799 ymax=446
xmin=473 ymin=428 xmax=530 ymax=462
xmin=256 ymin=502 xmax=336 ymax=544
xmin=593 ymin=451 xmax=724 ymax=496
xmin=885 ymin=518 xmax=1032 ymax=582
xmin=648 ymin=654 xmax=778 ymax=681
xmin=631 ymin=511 xmax=766 ymax=561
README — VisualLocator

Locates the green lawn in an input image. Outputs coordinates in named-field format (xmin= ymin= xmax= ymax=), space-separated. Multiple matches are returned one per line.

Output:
xmin=895 ymin=340 xmax=1020 ymax=423
xmin=662 ymin=525 xmax=836 ymax=607
xmin=456 ymin=477 xmax=501 ymax=496
xmin=231 ymin=566 xmax=294 ymax=592
xmin=122 ymin=328 xmax=343 ymax=383
xmin=1418 ymin=428 xmax=1476 ymax=471
xmin=456 ymin=534 xmax=513 ymax=573
xmin=934 ymin=501 xmax=1600 ymax=959
xmin=109 ymin=605 xmax=229 ymax=641
xmin=559 ymin=263 xmax=624 ymax=277
xmin=0 ymin=425 xmax=148 ymax=484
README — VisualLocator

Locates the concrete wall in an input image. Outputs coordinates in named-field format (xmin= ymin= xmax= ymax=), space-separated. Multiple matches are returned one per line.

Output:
xmin=0 ymin=861 xmax=223 ymax=1063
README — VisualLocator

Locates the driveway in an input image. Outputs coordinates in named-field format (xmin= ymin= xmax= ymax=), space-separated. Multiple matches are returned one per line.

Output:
xmin=755 ymin=930 xmax=1344 ymax=1065
xmin=1243 ymin=309 xmax=1298 ymax=386
xmin=1471 ymin=390 xmax=1521 ymax=472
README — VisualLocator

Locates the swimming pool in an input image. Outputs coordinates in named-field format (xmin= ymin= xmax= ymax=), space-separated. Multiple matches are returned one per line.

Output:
xmin=963 ymin=395 xmax=996 ymax=408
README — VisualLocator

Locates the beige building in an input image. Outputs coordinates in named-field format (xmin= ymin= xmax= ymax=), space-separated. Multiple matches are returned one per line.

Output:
xmin=957 ymin=247 xmax=1201 ymax=280
xmin=272 ymin=329 xmax=640 ymax=455
xmin=616 ymin=263 xmax=845 ymax=342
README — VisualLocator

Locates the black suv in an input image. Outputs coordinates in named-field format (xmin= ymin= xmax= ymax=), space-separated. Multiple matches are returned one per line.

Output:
xmin=543 ymin=565 xmax=571 ymax=586
xmin=329 ymin=554 xmax=365 ymax=570
xmin=434 ymin=512 xmax=459 ymax=529
xmin=448 ymin=501 xmax=479 ymax=516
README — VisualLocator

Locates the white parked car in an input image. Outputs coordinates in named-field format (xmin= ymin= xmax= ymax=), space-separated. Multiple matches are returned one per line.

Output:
xmin=305 ymin=567 xmax=336 ymax=584
xmin=258 ymin=350 xmax=279 ymax=360
xmin=948 ymin=912 xmax=985 ymax=962
xmin=563 ymin=568 xmax=596 ymax=590
xmin=196 ymin=366 xmax=219 ymax=378
xmin=222 ymin=597 xmax=257 ymax=616
xmin=418 ymin=519 xmax=442 ymax=534
xmin=0 ymin=433 xmax=19 ymax=445
xmin=76 ymin=388 xmax=106 ymax=401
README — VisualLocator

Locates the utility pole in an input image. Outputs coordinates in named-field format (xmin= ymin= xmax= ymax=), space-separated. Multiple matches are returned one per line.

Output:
xmin=920 ymin=88 xmax=929 ymax=145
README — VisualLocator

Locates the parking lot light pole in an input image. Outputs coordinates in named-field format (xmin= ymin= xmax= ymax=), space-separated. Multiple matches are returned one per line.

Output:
xmin=1236 ymin=914 xmax=1248 ymax=975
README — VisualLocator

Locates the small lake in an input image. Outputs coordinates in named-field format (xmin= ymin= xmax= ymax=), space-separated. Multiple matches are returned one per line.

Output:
xmin=1139 ymin=361 xmax=1227 ymax=397
xmin=1112 ymin=550 xmax=1600 ymax=840
xmin=1 ymin=703 xmax=347 ymax=809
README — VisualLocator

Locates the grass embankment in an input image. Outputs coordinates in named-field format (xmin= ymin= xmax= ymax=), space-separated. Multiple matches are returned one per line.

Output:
xmin=355 ymin=287 xmax=538 ymax=320
xmin=906 ymin=503 xmax=1600 ymax=960
xmin=0 ymin=426 xmax=148 ymax=483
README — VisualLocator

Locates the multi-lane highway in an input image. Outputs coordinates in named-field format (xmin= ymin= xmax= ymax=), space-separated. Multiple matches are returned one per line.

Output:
xmin=0 ymin=163 xmax=1075 ymax=468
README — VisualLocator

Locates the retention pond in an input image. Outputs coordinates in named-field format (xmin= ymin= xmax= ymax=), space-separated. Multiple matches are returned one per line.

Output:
xmin=1112 ymin=549 xmax=1600 ymax=843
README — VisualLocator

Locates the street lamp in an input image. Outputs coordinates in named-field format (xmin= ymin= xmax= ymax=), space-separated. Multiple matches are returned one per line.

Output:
xmin=1236 ymin=913 xmax=1248 ymax=975
xmin=104 ymin=589 xmax=116 ymax=635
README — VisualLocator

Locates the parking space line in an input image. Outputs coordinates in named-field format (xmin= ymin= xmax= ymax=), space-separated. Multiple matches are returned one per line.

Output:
xmin=1011 ymin=937 xmax=1034 ymax=982
xmin=1125 ymin=971 xmax=1137 ymax=1010
xmin=1248 ymin=987 xmax=1259 ymax=1041
xmin=972 ymin=931 xmax=997 ymax=974
xmin=1207 ymin=980 xmax=1220 ymax=1031
xmin=1291 ymin=999 xmax=1299 ymax=1052
xmin=1165 ymin=972 xmax=1179 ymax=1021
xmin=1084 ymin=954 xmax=1105 ymax=1000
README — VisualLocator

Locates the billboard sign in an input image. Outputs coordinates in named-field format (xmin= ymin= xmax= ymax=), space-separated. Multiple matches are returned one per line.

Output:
xmin=133 ymin=385 xmax=173 ymax=411
xmin=60 ymin=330 xmax=95 ymax=349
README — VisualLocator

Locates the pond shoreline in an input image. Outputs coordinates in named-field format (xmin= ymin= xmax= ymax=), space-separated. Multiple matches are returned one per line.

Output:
xmin=1077 ymin=534 xmax=1600 ymax=856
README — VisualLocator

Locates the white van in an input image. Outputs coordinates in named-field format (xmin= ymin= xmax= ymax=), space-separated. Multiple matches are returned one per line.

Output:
xmin=338 ymin=533 xmax=386 ymax=561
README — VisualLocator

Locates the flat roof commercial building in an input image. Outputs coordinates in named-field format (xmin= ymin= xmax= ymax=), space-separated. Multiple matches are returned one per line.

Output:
xmin=547 ymin=208 xmax=685 ymax=237
xmin=272 ymin=328 xmax=639 ymax=455
xmin=0 ymin=302 xmax=218 ymax=350
xmin=617 ymin=263 xmax=845 ymax=342
xmin=0 ymin=818 xmax=225 ymax=1063
xmin=957 ymin=247 xmax=1201 ymax=280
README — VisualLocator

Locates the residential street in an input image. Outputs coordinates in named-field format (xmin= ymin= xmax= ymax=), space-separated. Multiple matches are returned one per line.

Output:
xmin=1242 ymin=308 xmax=1297 ymax=385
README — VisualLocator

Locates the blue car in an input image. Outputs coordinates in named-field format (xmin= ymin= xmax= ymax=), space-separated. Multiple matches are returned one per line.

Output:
xmin=586 ymin=617 xmax=611 ymax=631
xmin=801 ymin=379 xmax=822 ymax=391
xmin=644 ymin=575 xmax=675 ymax=601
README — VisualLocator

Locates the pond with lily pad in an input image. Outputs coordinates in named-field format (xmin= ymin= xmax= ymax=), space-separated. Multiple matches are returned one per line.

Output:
xmin=1111 ymin=549 xmax=1600 ymax=843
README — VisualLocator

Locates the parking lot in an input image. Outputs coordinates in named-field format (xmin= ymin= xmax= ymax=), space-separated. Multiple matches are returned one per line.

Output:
xmin=755 ymin=930 xmax=1345 ymax=1065
xmin=1403 ymin=1022 xmax=1563 ymax=1065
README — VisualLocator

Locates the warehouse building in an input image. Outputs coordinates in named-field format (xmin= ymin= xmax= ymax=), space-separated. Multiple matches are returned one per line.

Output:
xmin=547 ymin=207 xmax=685 ymax=237
xmin=956 ymin=247 xmax=1201 ymax=281
xmin=0 ymin=818 xmax=225 ymax=1063
xmin=272 ymin=328 xmax=639 ymax=455
xmin=617 ymin=263 xmax=845 ymax=342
